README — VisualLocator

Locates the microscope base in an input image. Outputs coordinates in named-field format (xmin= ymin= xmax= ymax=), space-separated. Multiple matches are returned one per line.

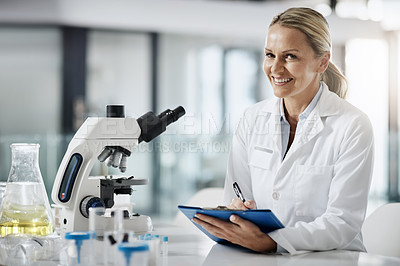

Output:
xmin=53 ymin=205 xmax=153 ymax=236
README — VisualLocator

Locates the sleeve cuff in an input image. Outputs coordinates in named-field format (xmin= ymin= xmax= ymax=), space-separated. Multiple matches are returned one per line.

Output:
xmin=268 ymin=229 xmax=311 ymax=256
xmin=276 ymin=244 xmax=288 ymax=254
xmin=269 ymin=230 xmax=288 ymax=254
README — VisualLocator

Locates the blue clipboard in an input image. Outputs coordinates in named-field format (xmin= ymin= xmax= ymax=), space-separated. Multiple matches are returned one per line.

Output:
xmin=178 ymin=205 xmax=285 ymax=243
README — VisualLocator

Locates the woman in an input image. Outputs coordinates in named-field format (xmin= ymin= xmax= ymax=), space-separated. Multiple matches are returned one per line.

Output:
xmin=193 ymin=7 xmax=374 ymax=255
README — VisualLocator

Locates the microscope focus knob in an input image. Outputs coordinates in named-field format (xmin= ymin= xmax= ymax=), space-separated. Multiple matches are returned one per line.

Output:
xmin=80 ymin=196 xmax=105 ymax=218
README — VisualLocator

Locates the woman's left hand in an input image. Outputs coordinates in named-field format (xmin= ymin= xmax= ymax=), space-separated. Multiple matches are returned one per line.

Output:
xmin=193 ymin=213 xmax=277 ymax=253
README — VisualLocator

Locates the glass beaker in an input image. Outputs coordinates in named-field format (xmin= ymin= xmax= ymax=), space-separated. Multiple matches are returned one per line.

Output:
xmin=0 ymin=143 xmax=54 ymax=236
xmin=0 ymin=182 xmax=7 ymax=209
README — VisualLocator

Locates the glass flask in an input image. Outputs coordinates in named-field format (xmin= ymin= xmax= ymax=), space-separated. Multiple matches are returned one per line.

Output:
xmin=0 ymin=143 xmax=54 ymax=236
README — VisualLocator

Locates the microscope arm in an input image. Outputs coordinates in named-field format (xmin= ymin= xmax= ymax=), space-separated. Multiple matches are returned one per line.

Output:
xmin=51 ymin=117 xmax=140 ymax=209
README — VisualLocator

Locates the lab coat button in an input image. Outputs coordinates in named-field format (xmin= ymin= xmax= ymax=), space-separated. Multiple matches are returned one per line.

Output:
xmin=272 ymin=192 xmax=280 ymax=200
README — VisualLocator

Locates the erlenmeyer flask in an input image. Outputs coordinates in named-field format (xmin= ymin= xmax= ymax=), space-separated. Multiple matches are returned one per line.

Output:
xmin=0 ymin=143 xmax=54 ymax=236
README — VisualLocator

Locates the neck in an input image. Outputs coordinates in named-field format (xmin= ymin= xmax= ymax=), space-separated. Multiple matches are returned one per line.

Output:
xmin=283 ymin=104 xmax=299 ymax=126
xmin=283 ymin=84 xmax=320 ymax=120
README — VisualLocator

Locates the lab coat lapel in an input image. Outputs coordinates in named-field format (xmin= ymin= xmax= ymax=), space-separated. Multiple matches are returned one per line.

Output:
xmin=270 ymin=113 xmax=283 ymax=158
xmin=294 ymin=111 xmax=324 ymax=149
xmin=284 ymin=82 xmax=338 ymax=158
xmin=262 ymin=98 xmax=283 ymax=158
xmin=276 ymin=110 xmax=324 ymax=176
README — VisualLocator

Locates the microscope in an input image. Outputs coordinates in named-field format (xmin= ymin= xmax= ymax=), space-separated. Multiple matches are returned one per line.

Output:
xmin=51 ymin=105 xmax=185 ymax=235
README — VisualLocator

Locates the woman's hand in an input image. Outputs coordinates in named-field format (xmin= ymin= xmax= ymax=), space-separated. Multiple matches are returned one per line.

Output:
xmin=228 ymin=198 xmax=256 ymax=210
xmin=193 ymin=213 xmax=277 ymax=253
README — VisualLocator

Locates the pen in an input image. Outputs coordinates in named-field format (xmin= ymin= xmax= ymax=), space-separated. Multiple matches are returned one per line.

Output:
xmin=233 ymin=182 xmax=246 ymax=203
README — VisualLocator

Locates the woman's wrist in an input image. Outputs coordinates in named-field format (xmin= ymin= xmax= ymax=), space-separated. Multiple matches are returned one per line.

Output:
xmin=251 ymin=233 xmax=277 ymax=253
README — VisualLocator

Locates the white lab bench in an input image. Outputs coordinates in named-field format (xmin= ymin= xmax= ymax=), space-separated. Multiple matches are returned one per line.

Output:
xmin=153 ymin=223 xmax=400 ymax=266
xmin=3 ymin=222 xmax=399 ymax=265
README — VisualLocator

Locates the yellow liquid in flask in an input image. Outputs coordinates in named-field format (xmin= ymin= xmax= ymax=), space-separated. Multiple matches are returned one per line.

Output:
xmin=0 ymin=204 xmax=53 ymax=236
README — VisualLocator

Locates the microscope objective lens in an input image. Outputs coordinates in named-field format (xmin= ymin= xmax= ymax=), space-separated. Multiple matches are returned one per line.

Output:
xmin=119 ymin=155 xmax=127 ymax=172
xmin=106 ymin=155 xmax=114 ymax=167
xmin=112 ymin=151 xmax=123 ymax=168
xmin=97 ymin=147 xmax=113 ymax=162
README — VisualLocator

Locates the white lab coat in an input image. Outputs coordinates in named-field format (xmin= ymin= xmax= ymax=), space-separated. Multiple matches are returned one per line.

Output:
xmin=223 ymin=82 xmax=374 ymax=255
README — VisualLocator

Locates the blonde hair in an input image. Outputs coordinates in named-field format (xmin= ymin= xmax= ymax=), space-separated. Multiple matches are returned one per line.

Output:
xmin=270 ymin=7 xmax=347 ymax=98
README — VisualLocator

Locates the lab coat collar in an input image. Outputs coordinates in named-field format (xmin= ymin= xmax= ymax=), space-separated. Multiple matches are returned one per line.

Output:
xmin=261 ymin=81 xmax=340 ymax=118
xmin=316 ymin=82 xmax=341 ymax=117
xmin=259 ymin=82 xmax=341 ymax=158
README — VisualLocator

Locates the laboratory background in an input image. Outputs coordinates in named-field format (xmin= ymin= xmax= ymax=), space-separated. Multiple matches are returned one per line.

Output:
xmin=0 ymin=0 xmax=398 ymax=223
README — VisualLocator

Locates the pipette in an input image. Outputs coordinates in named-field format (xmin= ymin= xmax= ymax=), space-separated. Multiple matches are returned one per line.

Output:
xmin=118 ymin=242 xmax=149 ymax=266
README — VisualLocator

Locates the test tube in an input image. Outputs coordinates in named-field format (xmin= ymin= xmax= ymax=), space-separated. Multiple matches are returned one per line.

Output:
xmin=104 ymin=208 xmax=129 ymax=265
xmin=144 ymin=233 xmax=152 ymax=240
xmin=148 ymin=235 xmax=160 ymax=266
xmin=88 ymin=208 xmax=106 ymax=265
xmin=161 ymin=236 xmax=168 ymax=256
xmin=113 ymin=208 xmax=124 ymax=241
xmin=89 ymin=207 xmax=106 ymax=238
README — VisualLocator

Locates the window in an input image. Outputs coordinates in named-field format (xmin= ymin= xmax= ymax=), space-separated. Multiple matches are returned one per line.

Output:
xmin=157 ymin=34 xmax=262 ymax=219
xmin=346 ymin=38 xmax=389 ymax=214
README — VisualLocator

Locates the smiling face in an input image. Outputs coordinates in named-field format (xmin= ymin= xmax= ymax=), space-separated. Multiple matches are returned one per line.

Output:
xmin=264 ymin=24 xmax=330 ymax=104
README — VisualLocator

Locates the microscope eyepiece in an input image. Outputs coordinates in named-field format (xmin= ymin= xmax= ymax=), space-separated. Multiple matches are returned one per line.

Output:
xmin=106 ymin=105 xmax=125 ymax=118
xmin=173 ymin=106 xmax=186 ymax=119
xmin=159 ymin=106 xmax=186 ymax=124
xmin=137 ymin=106 xmax=186 ymax=143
